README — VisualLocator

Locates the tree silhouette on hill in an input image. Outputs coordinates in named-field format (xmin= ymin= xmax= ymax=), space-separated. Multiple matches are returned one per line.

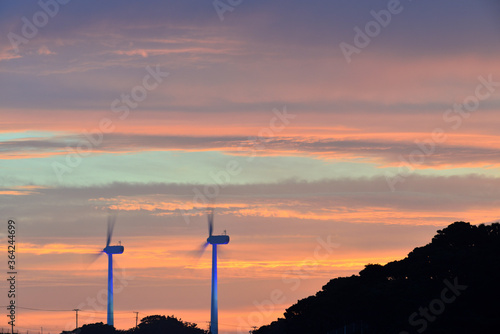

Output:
xmin=62 ymin=315 xmax=207 ymax=334
xmin=67 ymin=322 xmax=115 ymax=334
xmin=132 ymin=315 xmax=207 ymax=334
xmin=254 ymin=221 xmax=500 ymax=334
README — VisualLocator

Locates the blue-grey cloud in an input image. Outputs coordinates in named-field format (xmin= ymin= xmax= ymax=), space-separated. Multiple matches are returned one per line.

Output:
xmin=2 ymin=133 xmax=500 ymax=168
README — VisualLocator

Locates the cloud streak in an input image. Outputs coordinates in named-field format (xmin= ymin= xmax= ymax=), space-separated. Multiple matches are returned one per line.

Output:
xmin=2 ymin=133 xmax=500 ymax=169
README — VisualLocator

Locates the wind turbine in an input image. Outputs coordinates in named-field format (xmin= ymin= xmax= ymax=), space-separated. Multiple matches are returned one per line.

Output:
xmin=96 ymin=214 xmax=124 ymax=327
xmin=199 ymin=209 xmax=229 ymax=334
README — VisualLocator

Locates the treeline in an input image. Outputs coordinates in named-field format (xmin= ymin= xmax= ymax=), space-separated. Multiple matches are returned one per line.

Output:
xmin=62 ymin=315 xmax=207 ymax=334
xmin=254 ymin=221 xmax=500 ymax=334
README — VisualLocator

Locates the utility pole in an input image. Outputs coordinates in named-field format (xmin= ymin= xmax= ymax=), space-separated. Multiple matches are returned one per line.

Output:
xmin=133 ymin=312 xmax=139 ymax=328
xmin=73 ymin=309 xmax=80 ymax=329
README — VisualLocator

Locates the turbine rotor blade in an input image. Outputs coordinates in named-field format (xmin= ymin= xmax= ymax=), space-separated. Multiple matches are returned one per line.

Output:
xmin=82 ymin=251 xmax=104 ymax=268
xmin=208 ymin=208 xmax=214 ymax=237
xmin=92 ymin=251 xmax=104 ymax=262
xmin=106 ymin=213 xmax=117 ymax=247
xmin=217 ymin=248 xmax=230 ymax=259
xmin=194 ymin=242 xmax=209 ymax=259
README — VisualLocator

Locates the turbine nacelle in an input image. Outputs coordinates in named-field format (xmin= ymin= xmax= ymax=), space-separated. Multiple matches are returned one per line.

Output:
xmin=207 ymin=235 xmax=230 ymax=245
xmin=103 ymin=245 xmax=124 ymax=254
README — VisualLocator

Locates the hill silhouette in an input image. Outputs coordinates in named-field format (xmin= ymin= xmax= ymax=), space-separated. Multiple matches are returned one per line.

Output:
xmin=254 ymin=221 xmax=500 ymax=334
xmin=62 ymin=315 xmax=207 ymax=334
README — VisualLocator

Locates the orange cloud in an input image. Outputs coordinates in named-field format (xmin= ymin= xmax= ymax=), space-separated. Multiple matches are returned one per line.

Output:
xmin=0 ymin=185 xmax=47 ymax=195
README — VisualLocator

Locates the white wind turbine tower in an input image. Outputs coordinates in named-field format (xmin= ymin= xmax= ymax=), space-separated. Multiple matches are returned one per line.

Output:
xmin=198 ymin=209 xmax=230 ymax=334
xmin=94 ymin=214 xmax=124 ymax=327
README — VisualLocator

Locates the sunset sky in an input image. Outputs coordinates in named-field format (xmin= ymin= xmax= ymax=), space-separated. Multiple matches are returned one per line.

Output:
xmin=1 ymin=0 xmax=500 ymax=333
